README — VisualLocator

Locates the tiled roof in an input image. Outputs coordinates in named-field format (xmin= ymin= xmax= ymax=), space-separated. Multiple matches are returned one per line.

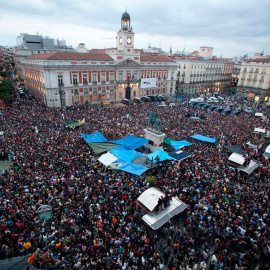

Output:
xmin=25 ymin=52 xmax=114 ymax=61
xmin=248 ymin=58 xmax=270 ymax=63
xmin=140 ymin=55 xmax=173 ymax=62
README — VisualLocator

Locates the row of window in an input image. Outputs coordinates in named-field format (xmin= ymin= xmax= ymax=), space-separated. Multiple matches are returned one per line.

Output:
xmin=179 ymin=64 xmax=224 ymax=69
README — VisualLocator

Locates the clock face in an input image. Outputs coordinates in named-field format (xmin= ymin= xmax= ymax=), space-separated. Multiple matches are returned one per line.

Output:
xmin=119 ymin=37 xmax=123 ymax=44
xmin=127 ymin=37 xmax=131 ymax=44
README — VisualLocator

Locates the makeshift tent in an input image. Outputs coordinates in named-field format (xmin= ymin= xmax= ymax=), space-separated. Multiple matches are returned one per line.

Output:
xmin=110 ymin=135 xmax=148 ymax=149
xmin=142 ymin=197 xmax=187 ymax=230
xmin=132 ymin=156 xmax=157 ymax=169
xmin=255 ymin=112 xmax=263 ymax=117
xmin=147 ymin=148 xmax=174 ymax=163
xmin=169 ymin=149 xmax=191 ymax=161
xmin=228 ymin=153 xmax=245 ymax=166
xmin=81 ymin=132 xmax=107 ymax=143
xmin=88 ymin=142 xmax=120 ymax=154
xmin=64 ymin=122 xmax=84 ymax=128
xmin=190 ymin=134 xmax=217 ymax=143
xmin=170 ymin=140 xmax=193 ymax=149
xmin=224 ymin=145 xmax=244 ymax=156
xmin=239 ymin=160 xmax=260 ymax=175
xmin=119 ymin=163 xmax=148 ymax=176
xmin=109 ymin=146 xmax=143 ymax=163
xmin=137 ymin=187 xmax=164 ymax=212
xmin=254 ymin=128 xmax=266 ymax=134
xmin=247 ymin=141 xmax=258 ymax=149
xmin=264 ymin=145 xmax=270 ymax=158
xmin=98 ymin=152 xmax=118 ymax=166
xmin=163 ymin=138 xmax=173 ymax=146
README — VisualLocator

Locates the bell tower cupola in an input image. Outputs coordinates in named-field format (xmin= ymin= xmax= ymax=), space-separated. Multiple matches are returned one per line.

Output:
xmin=121 ymin=11 xmax=131 ymax=30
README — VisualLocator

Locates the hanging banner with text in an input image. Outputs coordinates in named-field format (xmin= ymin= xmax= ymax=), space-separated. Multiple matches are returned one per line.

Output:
xmin=140 ymin=78 xmax=157 ymax=89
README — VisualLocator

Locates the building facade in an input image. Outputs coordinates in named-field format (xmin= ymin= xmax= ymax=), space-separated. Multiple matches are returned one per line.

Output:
xmin=238 ymin=57 xmax=270 ymax=99
xmin=174 ymin=59 xmax=233 ymax=95
xmin=20 ymin=12 xmax=177 ymax=107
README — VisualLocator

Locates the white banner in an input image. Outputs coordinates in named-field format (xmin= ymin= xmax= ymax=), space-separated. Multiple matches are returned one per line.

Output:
xmin=140 ymin=78 xmax=157 ymax=89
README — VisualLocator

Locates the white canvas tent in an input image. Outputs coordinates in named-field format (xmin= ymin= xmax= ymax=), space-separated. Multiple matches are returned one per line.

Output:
xmin=142 ymin=197 xmax=187 ymax=230
xmin=255 ymin=112 xmax=263 ymax=117
xmin=239 ymin=160 xmax=260 ymax=175
xmin=98 ymin=152 xmax=118 ymax=166
xmin=228 ymin=153 xmax=245 ymax=165
xmin=264 ymin=145 xmax=270 ymax=158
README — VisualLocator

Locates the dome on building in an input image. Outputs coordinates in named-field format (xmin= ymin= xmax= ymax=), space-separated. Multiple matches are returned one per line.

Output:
xmin=121 ymin=11 xmax=130 ymax=20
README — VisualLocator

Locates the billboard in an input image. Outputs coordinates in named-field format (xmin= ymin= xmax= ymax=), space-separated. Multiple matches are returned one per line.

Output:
xmin=140 ymin=78 xmax=157 ymax=89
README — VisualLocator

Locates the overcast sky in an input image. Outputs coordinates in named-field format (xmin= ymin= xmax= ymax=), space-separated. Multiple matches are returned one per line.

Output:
xmin=0 ymin=0 xmax=269 ymax=58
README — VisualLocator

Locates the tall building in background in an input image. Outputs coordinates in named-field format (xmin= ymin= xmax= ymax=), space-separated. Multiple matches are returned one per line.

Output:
xmin=19 ymin=11 xmax=176 ymax=107
xmin=14 ymin=33 xmax=74 ymax=78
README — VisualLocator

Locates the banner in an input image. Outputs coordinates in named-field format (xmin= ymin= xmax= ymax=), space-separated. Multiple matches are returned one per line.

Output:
xmin=140 ymin=78 xmax=157 ymax=89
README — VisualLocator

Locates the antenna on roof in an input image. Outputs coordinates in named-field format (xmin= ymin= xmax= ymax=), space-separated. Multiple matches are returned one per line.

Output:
xmin=183 ymin=37 xmax=186 ymax=54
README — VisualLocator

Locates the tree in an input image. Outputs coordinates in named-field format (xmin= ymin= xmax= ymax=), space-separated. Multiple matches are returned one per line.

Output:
xmin=0 ymin=71 xmax=7 ymax=78
xmin=0 ymin=80 xmax=12 ymax=101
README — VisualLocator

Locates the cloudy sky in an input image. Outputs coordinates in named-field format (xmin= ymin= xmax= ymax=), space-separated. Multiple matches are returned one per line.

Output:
xmin=0 ymin=0 xmax=269 ymax=58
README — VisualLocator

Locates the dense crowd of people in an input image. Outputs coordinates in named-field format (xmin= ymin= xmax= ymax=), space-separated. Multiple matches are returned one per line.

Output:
xmin=0 ymin=85 xmax=269 ymax=270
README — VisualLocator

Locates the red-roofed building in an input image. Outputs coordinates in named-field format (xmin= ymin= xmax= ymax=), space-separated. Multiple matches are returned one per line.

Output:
xmin=19 ymin=11 xmax=177 ymax=107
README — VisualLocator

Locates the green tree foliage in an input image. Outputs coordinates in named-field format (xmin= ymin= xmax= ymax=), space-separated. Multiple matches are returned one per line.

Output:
xmin=0 ymin=71 xmax=7 ymax=78
xmin=0 ymin=80 xmax=12 ymax=101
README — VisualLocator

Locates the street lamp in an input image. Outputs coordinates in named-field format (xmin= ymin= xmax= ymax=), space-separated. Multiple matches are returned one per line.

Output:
xmin=150 ymin=155 xmax=160 ymax=170
xmin=56 ymin=82 xmax=66 ymax=108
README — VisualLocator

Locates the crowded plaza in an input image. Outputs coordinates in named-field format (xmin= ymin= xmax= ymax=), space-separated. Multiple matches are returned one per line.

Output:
xmin=0 ymin=82 xmax=270 ymax=270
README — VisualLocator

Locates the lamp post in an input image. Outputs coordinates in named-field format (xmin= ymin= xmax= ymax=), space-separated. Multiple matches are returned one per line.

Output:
xmin=151 ymin=155 xmax=160 ymax=170
xmin=56 ymin=83 xmax=66 ymax=108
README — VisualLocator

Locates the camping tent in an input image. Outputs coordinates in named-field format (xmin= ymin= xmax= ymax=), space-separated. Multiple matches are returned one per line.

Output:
xmin=119 ymin=163 xmax=148 ymax=176
xmin=224 ymin=145 xmax=244 ymax=155
xmin=98 ymin=152 xmax=118 ymax=166
xmin=109 ymin=146 xmax=143 ymax=163
xmin=190 ymin=134 xmax=217 ymax=143
xmin=170 ymin=140 xmax=193 ymax=149
xmin=88 ymin=142 xmax=120 ymax=154
xmin=147 ymin=148 xmax=174 ymax=163
xmin=81 ymin=132 xmax=107 ymax=143
xmin=169 ymin=149 xmax=191 ymax=161
xmin=110 ymin=135 xmax=148 ymax=149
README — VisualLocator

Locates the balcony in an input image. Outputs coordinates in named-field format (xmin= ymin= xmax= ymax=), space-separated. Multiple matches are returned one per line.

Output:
xmin=158 ymin=76 xmax=161 ymax=80
xmin=254 ymin=71 xmax=259 ymax=74
xmin=163 ymin=76 xmax=167 ymax=80
xmin=101 ymin=80 xmax=106 ymax=84
xmin=73 ymin=82 xmax=78 ymax=85
xmin=92 ymin=81 xmax=97 ymax=84
xmin=110 ymin=79 xmax=114 ymax=83
xmin=171 ymin=76 xmax=174 ymax=80
xmin=83 ymin=81 xmax=88 ymax=85
xmin=190 ymin=74 xmax=193 ymax=77
xmin=58 ymin=82 xmax=64 ymax=87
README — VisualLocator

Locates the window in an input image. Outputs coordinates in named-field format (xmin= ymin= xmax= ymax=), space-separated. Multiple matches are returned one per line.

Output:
xmin=102 ymin=94 xmax=106 ymax=100
xmin=158 ymin=71 xmax=162 ymax=80
xmin=163 ymin=88 xmax=166 ymax=93
xmin=74 ymin=89 xmax=79 ymax=95
xmin=73 ymin=75 xmax=78 ymax=85
xmin=153 ymin=72 xmax=156 ymax=78
xmin=84 ymin=88 xmax=88 ymax=94
xmin=164 ymin=72 xmax=167 ymax=80
xmin=133 ymin=91 xmax=136 ymax=97
xmin=74 ymin=96 xmax=79 ymax=103
xmin=83 ymin=74 xmax=88 ymax=84
xmin=146 ymin=89 xmax=149 ymax=95
xmin=93 ymin=95 xmax=98 ymax=102
xmin=110 ymin=93 xmax=114 ymax=100
xmin=102 ymin=87 xmax=106 ymax=93
xmin=84 ymin=95 xmax=88 ymax=102
xmin=101 ymin=73 xmax=106 ymax=83
xmin=119 ymin=73 xmax=123 ymax=82
xmin=140 ymin=90 xmax=143 ymax=96
xmin=93 ymin=87 xmax=97 ymax=94
xmin=147 ymin=72 xmax=150 ymax=78
xmin=92 ymin=74 xmax=97 ymax=84
xmin=157 ymin=88 xmax=160 ymax=94
xmin=140 ymin=72 xmax=144 ymax=79
xmin=110 ymin=86 xmax=114 ymax=92
xmin=58 ymin=75 xmax=63 ymax=86
xmin=109 ymin=73 xmax=114 ymax=83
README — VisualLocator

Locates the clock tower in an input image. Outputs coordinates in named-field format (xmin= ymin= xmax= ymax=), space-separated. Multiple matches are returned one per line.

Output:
xmin=116 ymin=11 xmax=135 ymax=52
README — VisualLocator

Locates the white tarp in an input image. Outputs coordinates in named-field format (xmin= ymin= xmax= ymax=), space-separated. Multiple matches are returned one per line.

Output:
xmin=142 ymin=197 xmax=187 ymax=230
xmin=247 ymin=141 xmax=258 ymax=149
xmin=254 ymin=127 xmax=266 ymax=134
xmin=255 ymin=112 xmax=263 ymax=117
xmin=98 ymin=152 xmax=118 ymax=166
xmin=140 ymin=78 xmax=157 ymax=89
xmin=239 ymin=160 xmax=260 ymax=175
xmin=228 ymin=153 xmax=245 ymax=165
xmin=137 ymin=187 xmax=164 ymax=212
xmin=264 ymin=145 xmax=270 ymax=158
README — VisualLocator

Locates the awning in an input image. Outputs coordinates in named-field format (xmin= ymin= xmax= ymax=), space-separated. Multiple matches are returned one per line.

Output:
xmin=98 ymin=152 xmax=118 ymax=166
xmin=119 ymin=163 xmax=148 ymax=176
xmin=147 ymin=148 xmax=174 ymax=162
xmin=228 ymin=153 xmax=245 ymax=165
xmin=255 ymin=112 xmax=263 ymax=117
xmin=247 ymin=141 xmax=258 ymax=149
xmin=132 ymin=156 xmax=157 ymax=169
xmin=170 ymin=140 xmax=193 ymax=149
xmin=142 ymin=197 xmax=187 ymax=230
xmin=224 ymin=145 xmax=244 ymax=155
xmin=254 ymin=128 xmax=266 ymax=134
xmin=110 ymin=135 xmax=148 ymax=149
xmin=190 ymin=134 xmax=217 ymax=143
xmin=239 ymin=160 xmax=260 ymax=175
xmin=109 ymin=146 xmax=143 ymax=163
xmin=163 ymin=138 xmax=173 ymax=146
xmin=81 ymin=132 xmax=107 ymax=143
xmin=88 ymin=142 xmax=120 ymax=154
xmin=169 ymin=150 xmax=191 ymax=161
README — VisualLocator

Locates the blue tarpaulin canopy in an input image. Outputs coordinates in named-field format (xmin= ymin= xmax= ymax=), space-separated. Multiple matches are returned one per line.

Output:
xmin=170 ymin=140 xmax=193 ymax=149
xmin=190 ymin=134 xmax=217 ymax=144
xmin=81 ymin=132 xmax=107 ymax=143
xmin=119 ymin=163 xmax=148 ymax=176
xmin=169 ymin=149 xmax=191 ymax=161
xmin=110 ymin=135 xmax=148 ymax=149
xmin=147 ymin=148 xmax=174 ymax=163
xmin=109 ymin=146 xmax=143 ymax=163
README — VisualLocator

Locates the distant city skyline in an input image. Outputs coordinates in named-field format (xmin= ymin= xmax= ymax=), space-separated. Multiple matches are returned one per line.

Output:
xmin=0 ymin=0 xmax=269 ymax=58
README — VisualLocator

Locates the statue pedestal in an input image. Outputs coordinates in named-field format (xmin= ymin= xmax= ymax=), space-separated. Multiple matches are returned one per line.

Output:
xmin=144 ymin=128 xmax=165 ymax=150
